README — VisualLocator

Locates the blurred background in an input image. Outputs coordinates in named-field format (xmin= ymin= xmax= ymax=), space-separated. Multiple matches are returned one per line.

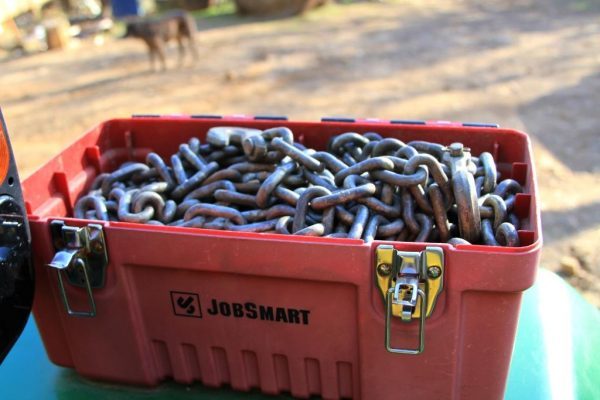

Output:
xmin=1 ymin=0 xmax=599 ymax=305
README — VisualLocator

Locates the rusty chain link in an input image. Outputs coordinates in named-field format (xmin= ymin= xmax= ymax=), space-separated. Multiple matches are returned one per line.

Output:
xmin=75 ymin=126 xmax=523 ymax=246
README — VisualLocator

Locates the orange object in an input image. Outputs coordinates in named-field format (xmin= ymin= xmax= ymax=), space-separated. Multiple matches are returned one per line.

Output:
xmin=0 ymin=122 xmax=10 ymax=185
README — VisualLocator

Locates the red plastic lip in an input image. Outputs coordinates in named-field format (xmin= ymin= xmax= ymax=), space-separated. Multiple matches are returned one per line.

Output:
xmin=425 ymin=120 xmax=462 ymax=126
xmin=129 ymin=114 xmax=533 ymax=142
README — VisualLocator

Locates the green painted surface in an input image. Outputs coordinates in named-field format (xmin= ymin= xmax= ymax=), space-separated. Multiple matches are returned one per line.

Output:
xmin=505 ymin=269 xmax=600 ymax=400
xmin=2 ymin=269 xmax=599 ymax=399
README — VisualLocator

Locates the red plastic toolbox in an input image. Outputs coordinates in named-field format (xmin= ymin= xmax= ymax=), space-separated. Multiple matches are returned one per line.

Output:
xmin=22 ymin=116 xmax=542 ymax=400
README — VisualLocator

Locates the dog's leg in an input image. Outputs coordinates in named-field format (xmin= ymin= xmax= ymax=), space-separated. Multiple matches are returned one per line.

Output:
xmin=177 ymin=35 xmax=185 ymax=67
xmin=188 ymin=34 xmax=199 ymax=63
xmin=183 ymin=14 xmax=199 ymax=62
xmin=142 ymin=38 xmax=156 ymax=72
xmin=154 ymin=39 xmax=167 ymax=71
xmin=149 ymin=48 xmax=156 ymax=72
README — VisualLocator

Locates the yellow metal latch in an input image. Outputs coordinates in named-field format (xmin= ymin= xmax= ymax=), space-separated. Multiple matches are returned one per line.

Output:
xmin=375 ymin=245 xmax=444 ymax=354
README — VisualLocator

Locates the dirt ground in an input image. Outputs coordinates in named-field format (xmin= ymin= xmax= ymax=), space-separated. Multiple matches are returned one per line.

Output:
xmin=2 ymin=0 xmax=600 ymax=305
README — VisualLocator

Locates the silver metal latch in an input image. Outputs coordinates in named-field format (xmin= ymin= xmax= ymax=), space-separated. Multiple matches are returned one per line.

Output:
xmin=375 ymin=245 xmax=444 ymax=354
xmin=47 ymin=220 xmax=108 ymax=317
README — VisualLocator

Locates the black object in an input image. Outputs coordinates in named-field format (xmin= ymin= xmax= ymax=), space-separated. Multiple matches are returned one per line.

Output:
xmin=0 ymin=110 xmax=34 ymax=364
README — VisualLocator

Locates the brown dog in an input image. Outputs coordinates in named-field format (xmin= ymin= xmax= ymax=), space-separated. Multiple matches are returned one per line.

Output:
xmin=125 ymin=10 xmax=198 ymax=71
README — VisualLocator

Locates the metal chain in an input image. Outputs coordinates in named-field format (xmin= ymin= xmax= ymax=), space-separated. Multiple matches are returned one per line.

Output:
xmin=75 ymin=127 xmax=522 ymax=246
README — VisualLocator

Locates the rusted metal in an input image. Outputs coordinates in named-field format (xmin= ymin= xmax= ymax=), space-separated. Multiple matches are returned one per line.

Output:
xmin=407 ymin=184 xmax=434 ymax=215
xmin=428 ymin=183 xmax=450 ymax=242
xmin=272 ymin=186 xmax=299 ymax=206
xmin=170 ymin=155 xmax=188 ymax=185
xmin=204 ymin=145 xmax=241 ymax=163
xmin=229 ymin=162 xmax=276 ymax=173
xmin=234 ymin=180 xmax=261 ymax=193
xmin=357 ymin=194 xmax=402 ymax=219
xmin=74 ymin=127 xmax=524 ymax=247
xmin=312 ymin=151 xmax=348 ymax=174
xmin=261 ymin=126 xmax=294 ymax=144
xmin=241 ymin=204 xmax=296 ymax=222
xmin=448 ymin=237 xmax=470 ymax=246
xmin=405 ymin=154 xmax=452 ymax=206
xmin=294 ymin=223 xmax=326 ymax=237
xmin=171 ymin=162 xmax=220 ymax=199
xmin=184 ymin=203 xmax=246 ymax=225
xmin=329 ymin=132 xmax=369 ymax=156
xmin=206 ymin=126 xmax=262 ymax=147
xmin=481 ymin=194 xmax=507 ymax=230
xmin=311 ymin=180 xmax=376 ymax=210
xmin=113 ymin=188 xmax=154 ymax=223
xmin=175 ymin=199 xmax=199 ymax=217
xmin=203 ymin=217 xmax=229 ymax=230
xmin=377 ymin=219 xmax=405 ymax=237
xmin=335 ymin=205 xmax=355 ymax=226
xmin=508 ymin=213 xmax=520 ymax=230
xmin=74 ymin=195 xmax=109 ymax=221
xmin=292 ymin=186 xmax=334 ymax=234
xmin=271 ymin=137 xmax=324 ymax=172
xmin=139 ymin=182 xmax=170 ymax=194
xmin=478 ymin=152 xmax=497 ymax=194
xmin=363 ymin=215 xmax=386 ymax=242
xmin=275 ymin=215 xmax=293 ymax=234
xmin=132 ymin=191 xmax=172 ymax=222
xmin=188 ymin=137 xmax=201 ymax=153
xmin=334 ymin=157 xmax=394 ymax=186
xmin=184 ymin=180 xmax=236 ymax=201
xmin=347 ymin=205 xmax=370 ymax=239
xmin=358 ymin=141 xmax=377 ymax=161
xmin=303 ymin=169 xmax=336 ymax=191
xmin=202 ymin=168 xmax=242 ymax=185
xmin=493 ymin=179 xmax=523 ymax=198
xmin=402 ymin=189 xmax=420 ymax=234
xmin=380 ymin=184 xmax=394 ymax=205
xmin=91 ymin=173 xmax=110 ymax=191
xmin=146 ymin=153 xmax=175 ymax=187
xmin=414 ymin=213 xmax=433 ymax=242
xmin=227 ymin=219 xmax=279 ymax=232
xmin=395 ymin=144 xmax=418 ymax=160
xmin=481 ymin=219 xmax=498 ymax=246
xmin=327 ymin=232 xmax=349 ymax=238
xmin=179 ymin=143 xmax=208 ymax=171
xmin=407 ymin=141 xmax=445 ymax=160
xmin=369 ymin=168 xmax=428 ymax=188
xmin=256 ymin=161 xmax=297 ymax=208
xmin=214 ymin=189 xmax=258 ymax=208
xmin=495 ymin=222 xmax=520 ymax=247
xmin=452 ymin=171 xmax=482 ymax=243
xmin=101 ymin=163 xmax=149 ymax=197
xmin=372 ymin=138 xmax=405 ymax=156
xmin=443 ymin=143 xmax=482 ymax=243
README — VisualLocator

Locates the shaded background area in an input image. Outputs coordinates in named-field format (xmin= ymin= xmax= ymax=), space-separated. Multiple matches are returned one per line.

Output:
xmin=2 ymin=0 xmax=600 ymax=304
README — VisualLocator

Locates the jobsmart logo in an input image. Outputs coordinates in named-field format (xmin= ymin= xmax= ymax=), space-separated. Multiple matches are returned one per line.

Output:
xmin=206 ymin=299 xmax=311 ymax=325
xmin=170 ymin=291 xmax=311 ymax=325
xmin=170 ymin=291 xmax=202 ymax=318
